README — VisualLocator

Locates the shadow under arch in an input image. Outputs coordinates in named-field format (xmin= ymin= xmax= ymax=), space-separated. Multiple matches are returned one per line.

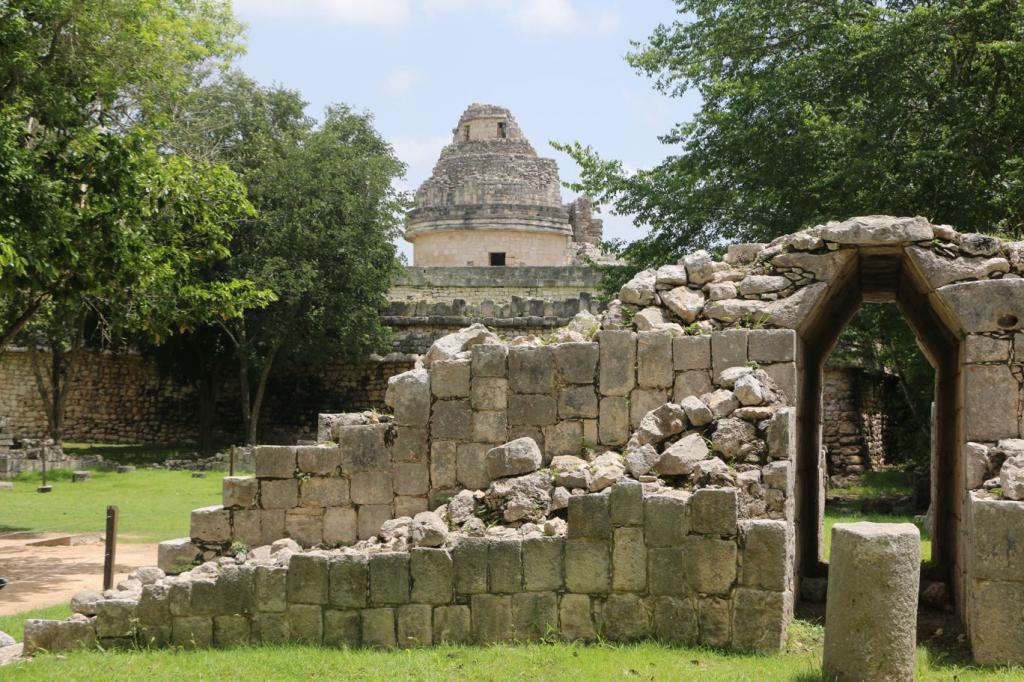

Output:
xmin=794 ymin=245 xmax=962 ymax=604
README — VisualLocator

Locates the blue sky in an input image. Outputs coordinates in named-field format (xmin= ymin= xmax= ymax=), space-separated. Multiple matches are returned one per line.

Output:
xmin=232 ymin=0 xmax=700 ymax=259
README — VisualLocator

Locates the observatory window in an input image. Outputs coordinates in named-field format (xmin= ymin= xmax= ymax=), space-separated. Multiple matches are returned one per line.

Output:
xmin=463 ymin=125 xmax=470 ymax=141
xmin=497 ymin=122 xmax=507 ymax=138
xmin=489 ymin=252 xmax=506 ymax=266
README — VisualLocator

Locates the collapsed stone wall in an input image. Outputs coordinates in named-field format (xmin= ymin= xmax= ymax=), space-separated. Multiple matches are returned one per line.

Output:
xmin=822 ymin=367 xmax=893 ymax=481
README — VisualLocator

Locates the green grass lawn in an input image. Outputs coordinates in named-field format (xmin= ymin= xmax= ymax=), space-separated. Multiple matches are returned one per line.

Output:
xmin=1 ymin=620 xmax=1019 ymax=681
xmin=823 ymin=511 xmax=932 ymax=563
xmin=0 ymin=468 xmax=225 ymax=543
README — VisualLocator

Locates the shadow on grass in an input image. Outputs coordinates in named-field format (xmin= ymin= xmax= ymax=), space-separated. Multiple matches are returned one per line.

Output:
xmin=62 ymin=442 xmax=196 ymax=465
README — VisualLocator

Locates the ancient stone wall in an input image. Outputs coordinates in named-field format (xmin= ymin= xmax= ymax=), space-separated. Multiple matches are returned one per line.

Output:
xmin=822 ymin=367 xmax=892 ymax=481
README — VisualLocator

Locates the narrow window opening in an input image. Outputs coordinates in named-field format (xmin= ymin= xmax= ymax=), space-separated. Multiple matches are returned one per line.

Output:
xmin=489 ymin=252 xmax=506 ymax=266
xmin=463 ymin=125 xmax=470 ymax=141
xmin=497 ymin=121 xmax=507 ymax=138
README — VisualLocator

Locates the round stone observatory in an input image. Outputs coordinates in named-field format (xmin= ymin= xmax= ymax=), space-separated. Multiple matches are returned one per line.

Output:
xmin=406 ymin=103 xmax=600 ymax=267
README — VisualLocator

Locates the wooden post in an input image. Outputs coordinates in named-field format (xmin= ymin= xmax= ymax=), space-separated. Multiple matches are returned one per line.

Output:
xmin=229 ymin=446 xmax=235 ymax=477
xmin=103 ymin=505 xmax=119 ymax=591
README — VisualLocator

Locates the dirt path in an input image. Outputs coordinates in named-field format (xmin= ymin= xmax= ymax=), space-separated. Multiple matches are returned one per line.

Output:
xmin=0 ymin=532 xmax=158 ymax=616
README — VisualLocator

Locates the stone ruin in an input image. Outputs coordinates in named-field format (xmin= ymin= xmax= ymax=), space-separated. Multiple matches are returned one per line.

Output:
xmin=23 ymin=216 xmax=1024 ymax=665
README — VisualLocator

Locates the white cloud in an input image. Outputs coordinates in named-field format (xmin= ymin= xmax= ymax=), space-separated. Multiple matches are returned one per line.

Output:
xmin=383 ymin=67 xmax=420 ymax=95
xmin=508 ymin=0 xmax=577 ymax=33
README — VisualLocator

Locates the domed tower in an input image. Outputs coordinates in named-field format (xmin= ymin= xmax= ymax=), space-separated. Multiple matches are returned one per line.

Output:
xmin=406 ymin=104 xmax=598 ymax=267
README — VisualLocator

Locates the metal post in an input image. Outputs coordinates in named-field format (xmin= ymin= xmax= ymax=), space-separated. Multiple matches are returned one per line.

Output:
xmin=103 ymin=505 xmax=119 ymax=591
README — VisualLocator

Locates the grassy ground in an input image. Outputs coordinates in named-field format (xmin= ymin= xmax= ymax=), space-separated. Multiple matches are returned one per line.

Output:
xmin=0 ymin=468 xmax=225 ymax=543
xmin=0 ymin=605 xmax=70 ymax=642
xmin=1 ymin=619 xmax=1020 ymax=681
xmin=822 ymin=510 xmax=931 ymax=562
xmin=830 ymin=469 xmax=915 ymax=499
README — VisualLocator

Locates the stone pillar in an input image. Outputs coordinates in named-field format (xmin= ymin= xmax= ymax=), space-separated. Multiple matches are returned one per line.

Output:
xmin=823 ymin=522 xmax=920 ymax=682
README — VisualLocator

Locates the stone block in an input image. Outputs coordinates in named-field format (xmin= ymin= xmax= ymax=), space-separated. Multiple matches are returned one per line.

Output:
xmin=731 ymin=588 xmax=788 ymax=653
xmin=471 ymin=594 xmax=512 ymax=643
xmin=323 ymin=506 xmax=358 ymax=545
xmin=507 ymin=394 xmax=557 ymax=426
xmin=823 ymin=522 xmax=920 ymax=682
xmin=285 ymin=509 xmax=323 ymax=546
xmin=473 ymin=410 xmax=508 ymax=444
xmin=338 ymin=424 xmax=392 ymax=472
xmin=394 ymin=495 xmax=427 ymax=517
xmin=470 ymin=377 xmax=508 ymax=411
xmin=171 ymin=616 xmax=213 ymax=649
xmin=598 ymin=330 xmax=636 ymax=396
xmin=329 ymin=554 xmax=368 ymax=608
xmin=937 ymin=278 xmax=1024 ymax=333
xmin=610 ymin=479 xmax=644 ymax=526
xmin=260 ymin=479 xmax=298 ymax=510
xmin=965 ymin=334 xmax=1011 ymax=363
xmin=357 ymin=504 xmax=392 ymax=540
xmin=211 ymin=564 xmax=254 ymax=614
xmin=393 ymin=462 xmax=430 ymax=496
xmin=612 ymin=527 xmax=647 ymax=592
xmin=970 ymin=497 xmax=1024 ymax=581
xmin=739 ymin=520 xmax=791 ymax=592
xmin=297 ymin=445 xmax=343 ymax=476
xmin=558 ymin=594 xmax=595 ymax=641
xmin=251 ymin=612 xmax=288 ymax=644
xmin=553 ymin=342 xmax=599 ymax=384
xmin=471 ymin=343 xmax=508 ymax=377
xmin=522 ymin=536 xmax=564 ymax=592
xmin=430 ymin=440 xmax=458 ymax=489
xmin=567 ymin=494 xmax=611 ymax=539
xmin=690 ymin=488 xmax=738 ymax=536
xmin=509 ymin=346 xmax=555 ymax=394
xmin=96 ymin=598 xmax=136 ymax=638
xmin=392 ymin=427 xmax=428 ymax=463
xmin=969 ymin=580 xmax=1024 ymax=665
xmin=558 ymin=385 xmax=599 ymax=419
xmin=565 ymin=539 xmax=611 ymax=594
xmin=255 ymin=565 xmax=288 ymax=612
xmin=648 ymin=547 xmax=687 ymax=596
xmin=673 ymin=335 xmax=711 ymax=371
xmin=158 ymin=537 xmax=199 ymax=574
xmin=767 ymin=407 xmax=795 ymax=461
xmin=431 ymin=359 xmax=471 ymax=398
xmin=456 ymin=442 xmax=490 ymax=489
xmin=361 ymin=607 xmax=396 ymax=649
xmin=287 ymin=553 xmax=329 ymax=604
xmin=431 ymin=399 xmax=474 ymax=441
xmin=255 ymin=445 xmax=296 ymax=479
xmin=511 ymin=592 xmax=558 ymax=641
xmin=411 ymin=547 xmax=454 ymax=604
xmin=190 ymin=505 xmax=231 ymax=544
xmin=213 ymin=614 xmax=251 ymax=647
xmin=488 ymin=538 xmax=523 ymax=593
xmin=747 ymin=329 xmax=796 ymax=364
xmin=965 ymin=365 xmax=1020 ymax=441
xmin=433 ymin=605 xmax=472 ymax=644
xmin=598 ymin=396 xmax=630 ymax=446
xmin=638 ymin=331 xmax=674 ymax=388
xmin=644 ymin=495 xmax=690 ymax=547
xmin=673 ymin=369 xmax=713 ymax=403
xmin=601 ymin=593 xmax=651 ymax=642
xmin=323 ymin=608 xmax=360 ymax=648
xmin=453 ymin=536 xmax=489 ymax=594
xmin=231 ymin=509 xmax=261 ymax=546
xmin=350 ymin=471 xmax=393 ymax=505
xmin=259 ymin=509 xmax=286 ymax=545
xmin=22 ymin=619 xmax=96 ymax=654
xmin=137 ymin=583 xmax=171 ymax=630
xmin=369 ymin=552 xmax=411 ymax=605
xmin=300 ymin=477 xmax=349 ymax=508
xmin=223 ymin=476 xmax=258 ymax=509
xmin=761 ymin=362 xmax=797 ymax=404
xmin=698 ymin=596 xmax=731 ymax=648
xmin=390 ymin=368 xmax=431 ymax=426
xmin=683 ymin=535 xmax=737 ymax=595
xmin=543 ymin=420 xmax=583 ymax=458
xmin=652 ymin=596 xmax=698 ymax=644
xmin=629 ymin=388 xmax=669 ymax=428
xmin=396 ymin=603 xmax=433 ymax=648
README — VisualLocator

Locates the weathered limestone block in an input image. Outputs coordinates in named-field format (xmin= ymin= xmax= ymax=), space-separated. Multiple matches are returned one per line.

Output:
xmin=456 ymin=442 xmax=489 ymax=490
xmin=673 ymin=335 xmax=711 ymax=371
xmin=286 ymin=509 xmax=324 ymax=546
xmin=172 ymin=616 xmax=214 ymax=649
xmin=523 ymin=536 xmax=564 ymax=591
xmin=602 ymin=594 xmax=652 ymax=642
xmin=361 ymin=607 xmax=396 ymax=649
xmin=598 ymin=396 xmax=630 ymax=446
xmin=568 ymin=494 xmax=611 ymax=539
xmin=397 ymin=603 xmax=433 ymax=648
xmin=323 ymin=609 xmax=360 ymax=648
xmin=558 ymin=385 xmax=598 ymax=419
xmin=488 ymin=538 xmax=523 ymax=594
xmin=610 ymin=479 xmax=644 ymax=526
xmin=431 ymin=359 xmax=471 ymax=399
xmin=683 ymin=536 xmax=737 ymax=595
xmin=553 ymin=342 xmax=599 ymax=384
xmin=509 ymin=346 xmax=555 ymax=394
xmin=674 ymin=370 xmax=713 ymax=403
xmin=619 ymin=269 xmax=657 ymax=305
xmin=739 ymin=520 xmax=791 ymax=592
xmin=433 ymin=605 xmax=472 ymax=644
xmin=357 ymin=504 xmax=392 ymax=541
xmin=965 ymin=334 xmax=1011 ymax=363
xmin=470 ymin=377 xmax=508 ymax=411
xmin=644 ymin=495 xmax=690 ymax=547
xmin=823 ymin=522 xmax=920 ymax=682
xmin=612 ymin=527 xmax=647 ymax=592
xmin=558 ymin=594 xmax=596 ymax=641
xmin=698 ymin=596 xmax=731 ymax=648
xmin=738 ymin=275 xmax=789 ymax=296
xmin=430 ymin=440 xmax=458 ymax=489
xmin=338 ymin=424 xmax=391 ymax=472
xmin=260 ymin=479 xmax=299 ymax=509
xmin=96 ymin=599 xmax=137 ymax=639
xmin=214 ymin=614 xmax=251 ymax=647
xmin=999 ymin=455 xmax=1024 ymax=500
xmin=636 ymin=402 xmax=687 ymax=446
xmin=970 ymin=497 xmax=1024 ymax=581
xmin=471 ymin=343 xmax=508 ymax=378
xmin=598 ymin=330 xmax=637 ymax=396
xmin=411 ymin=548 xmax=453 ymax=604
xmin=395 ymin=497 xmax=428 ymax=521
xmin=471 ymin=594 xmax=512 ymax=643
xmin=256 ymin=565 xmax=288 ymax=612
xmin=287 ymin=554 xmax=329 ymax=605
xmin=300 ymin=477 xmax=349 ymax=508
xmin=661 ymin=287 xmax=705 ymax=324
xmin=507 ymin=394 xmax=557 ymax=427
xmin=629 ymin=388 xmax=670 ymax=429
xmin=655 ymin=432 xmax=708 ymax=476
xmin=158 ymin=537 xmax=200 ymax=574
xmin=964 ymin=365 xmax=1020 ymax=441
xmin=23 ymin=619 xmax=97 ymax=654
xmin=731 ymin=588 xmax=788 ymax=653
xmin=638 ymin=332 xmax=674 ymax=388
xmin=767 ymin=407 xmax=795 ymax=460
xmin=651 ymin=596 xmax=698 ymax=644
xmin=683 ymin=250 xmax=715 ymax=286
xmin=190 ymin=505 xmax=231 ymax=544
xmin=223 ymin=476 xmax=258 ymax=509
xmin=511 ymin=592 xmax=558 ymax=641
xmin=969 ymin=579 xmax=1024 ymax=665
xmin=473 ymin=409 xmax=509 ymax=444
xmin=938 ymin=278 xmax=1024 ymax=333
xmin=907 ymin=246 xmax=1009 ymax=289
xmin=369 ymin=552 xmax=411 ymax=605
xmin=393 ymin=462 xmax=430 ymax=496
xmin=690 ymin=488 xmax=738 ymax=536
xmin=251 ymin=613 xmax=288 ymax=644
xmin=297 ymin=445 xmax=343 ymax=476
xmin=350 ymin=471 xmax=393 ymax=505
xmin=431 ymin=399 xmax=474 ymax=441
xmin=565 ymin=540 xmax=611 ymax=594
xmin=963 ymin=442 xmax=991 ymax=491
xmin=747 ymin=329 xmax=796 ymax=364
xmin=711 ymin=330 xmax=748 ymax=380
xmin=329 ymin=554 xmax=368 ymax=609
xmin=388 ymin=368 xmax=431 ymax=426
xmin=485 ymin=437 xmax=542 ymax=479
xmin=452 ymin=537 xmax=489 ymax=594
xmin=820 ymin=215 xmax=932 ymax=245
xmin=255 ymin=445 xmax=297 ymax=479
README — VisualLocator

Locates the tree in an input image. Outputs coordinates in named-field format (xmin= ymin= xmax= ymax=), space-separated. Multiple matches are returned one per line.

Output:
xmin=558 ymin=0 xmax=1024 ymax=268
xmin=163 ymin=74 xmax=408 ymax=444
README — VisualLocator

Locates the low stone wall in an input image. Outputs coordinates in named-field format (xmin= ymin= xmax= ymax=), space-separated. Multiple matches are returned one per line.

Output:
xmin=822 ymin=367 xmax=893 ymax=480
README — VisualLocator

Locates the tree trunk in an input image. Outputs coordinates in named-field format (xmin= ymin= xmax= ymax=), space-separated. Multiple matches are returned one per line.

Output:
xmin=196 ymin=370 xmax=217 ymax=455
xmin=27 ymin=346 xmax=57 ymax=440
xmin=246 ymin=342 xmax=280 ymax=445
